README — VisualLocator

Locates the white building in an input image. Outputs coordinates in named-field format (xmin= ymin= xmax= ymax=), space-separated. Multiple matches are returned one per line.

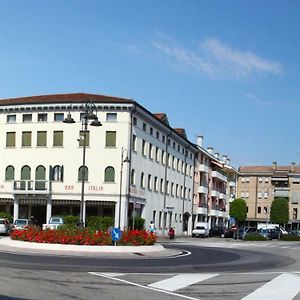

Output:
xmin=0 ymin=93 xmax=197 ymax=235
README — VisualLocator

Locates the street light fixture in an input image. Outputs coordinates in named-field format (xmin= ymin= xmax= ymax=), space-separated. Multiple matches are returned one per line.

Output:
xmin=63 ymin=101 xmax=102 ymax=228
xmin=118 ymin=148 xmax=130 ymax=229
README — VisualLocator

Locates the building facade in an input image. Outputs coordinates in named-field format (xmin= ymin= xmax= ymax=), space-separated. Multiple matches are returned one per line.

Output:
xmin=238 ymin=162 xmax=300 ymax=230
xmin=0 ymin=93 xmax=197 ymax=235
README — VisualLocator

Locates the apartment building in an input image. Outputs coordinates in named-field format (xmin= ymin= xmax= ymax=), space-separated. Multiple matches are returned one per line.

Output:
xmin=193 ymin=136 xmax=238 ymax=229
xmin=0 ymin=93 xmax=197 ymax=235
xmin=238 ymin=162 xmax=300 ymax=230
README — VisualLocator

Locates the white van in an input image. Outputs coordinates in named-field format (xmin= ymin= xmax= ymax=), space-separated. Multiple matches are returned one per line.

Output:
xmin=257 ymin=223 xmax=288 ymax=235
xmin=192 ymin=222 xmax=209 ymax=238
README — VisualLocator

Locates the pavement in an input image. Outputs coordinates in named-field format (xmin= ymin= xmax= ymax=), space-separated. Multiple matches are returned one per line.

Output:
xmin=0 ymin=236 xmax=182 ymax=257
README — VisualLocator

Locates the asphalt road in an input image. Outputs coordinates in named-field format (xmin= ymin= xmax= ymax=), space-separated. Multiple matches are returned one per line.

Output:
xmin=0 ymin=239 xmax=299 ymax=300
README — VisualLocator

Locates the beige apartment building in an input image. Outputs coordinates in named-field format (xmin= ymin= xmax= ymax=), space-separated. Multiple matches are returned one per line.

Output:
xmin=238 ymin=162 xmax=300 ymax=230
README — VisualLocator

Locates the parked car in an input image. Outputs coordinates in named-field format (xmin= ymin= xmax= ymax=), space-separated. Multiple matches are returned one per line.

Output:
xmin=12 ymin=219 xmax=35 ymax=230
xmin=290 ymin=230 xmax=300 ymax=237
xmin=238 ymin=227 xmax=257 ymax=239
xmin=208 ymin=226 xmax=231 ymax=238
xmin=0 ymin=218 xmax=11 ymax=235
xmin=258 ymin=228 xmax=280 ymax=240
xmin=42 ymin=216 xmax=64 ymax=230
xmin=192 ymin=222 xmax=209 ymax=237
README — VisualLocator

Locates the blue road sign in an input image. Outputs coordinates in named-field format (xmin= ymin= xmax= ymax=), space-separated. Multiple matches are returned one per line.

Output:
xmin=111 ymin=227 xmax=122 ymax=242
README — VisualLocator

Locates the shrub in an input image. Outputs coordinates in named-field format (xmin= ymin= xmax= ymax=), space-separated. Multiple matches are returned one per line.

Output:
xmin=280 ymin=235 xmax=300 ymax=241
xmin=243 ymin=233 xmax=267 ymax=241
xmin=63 ymin=215 xmax=80 ymax=227
xmin=128 ymin=217 xmax=145 ymax=230
xmin=86 ymin=216 xmax=114 ymax=231
xmin=0 ymin=212 xmax=13 ymax=223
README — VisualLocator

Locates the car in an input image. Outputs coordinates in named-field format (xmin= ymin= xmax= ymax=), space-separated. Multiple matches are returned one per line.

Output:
xmin=238 ymin=227 xmax=257 ymax=239
xmin=258 ymin=228 xmax=280 ymax=240
xmin=192 ymin=223 xmax=209 ymax=237
xmin=290 ymin=230 xmax=300 ymax=237
xmin=42 ymin=216 xmax=64 ymax=230
xmin=12 ymin=219 xmax=35 ymax=230
xmin=0 ymin=218 xmax=11 ymax=235
xmin=209 ymin=226 xmax=232 ymax=238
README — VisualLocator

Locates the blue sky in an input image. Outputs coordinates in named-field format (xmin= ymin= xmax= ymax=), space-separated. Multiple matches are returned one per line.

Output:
xmin=0 ymin=1 xmax=299 ymax=167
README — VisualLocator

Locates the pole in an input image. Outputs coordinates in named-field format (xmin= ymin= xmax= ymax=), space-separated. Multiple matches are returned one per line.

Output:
xmin=118 ymin=149 xmax=124 ymax=229
xmin=80 ymin=103 xmax=88 ymax=228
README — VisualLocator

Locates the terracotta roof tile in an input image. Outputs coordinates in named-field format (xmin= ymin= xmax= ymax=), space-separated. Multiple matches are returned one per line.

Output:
xmin=0 ymin=93 xmax=133 ymax=106
xmin=239 ymin=165 xmax=300 ymax=174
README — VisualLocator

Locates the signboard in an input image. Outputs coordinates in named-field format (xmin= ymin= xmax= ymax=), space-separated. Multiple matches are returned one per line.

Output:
xmin=111 ymin=227 xmax=122 ymax=242
xmin=229 ymin=217 xmax=236 ymax=226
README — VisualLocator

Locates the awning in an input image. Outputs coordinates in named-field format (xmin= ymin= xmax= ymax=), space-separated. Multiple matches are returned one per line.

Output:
xmin=211 ymin=160 xmax=223 ymax=168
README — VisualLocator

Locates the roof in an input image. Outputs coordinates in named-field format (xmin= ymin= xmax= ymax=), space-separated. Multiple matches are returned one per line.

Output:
xmin=174 ymin=128 xmax=187 ymax=139
xmin=0 ymin=93 xmax=134 ymax=106
xmin=239 ymin=165 xmax=300 ymax=174
xmin=153 ymin=113 xmax=170 ymax=126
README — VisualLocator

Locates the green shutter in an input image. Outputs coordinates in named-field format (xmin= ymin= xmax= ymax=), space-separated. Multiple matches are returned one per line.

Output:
xmin=6 ymin=132 xmax=15 ymax=147
xmin=105 ymin=131 xmax=116 ymax=147
xmin=105 ymin=167 xmax=115 ymax=182
xmin=37 ymin=131 xmax=47 ymax=146
xmin=5 ymin=166 xmax=14 ymax=180
xmin=53 ymin=131 xmax=63 ymax=146
xmin=79 ymin=131 xmax=90 ymax=147
xmin=22 ymin=131 xmax=32 ymax=147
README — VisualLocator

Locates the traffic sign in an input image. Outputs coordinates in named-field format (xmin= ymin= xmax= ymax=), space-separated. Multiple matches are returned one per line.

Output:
xmin=111 ymin=227 xmax=122 ymax=242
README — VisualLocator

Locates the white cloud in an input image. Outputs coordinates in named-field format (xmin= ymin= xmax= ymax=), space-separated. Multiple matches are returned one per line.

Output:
xmin=151 ymin=34 xmax=282 ymax=79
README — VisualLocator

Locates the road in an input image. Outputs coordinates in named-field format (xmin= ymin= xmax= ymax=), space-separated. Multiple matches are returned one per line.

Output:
xmin=0 ymin=238 xmax=300 ymax=299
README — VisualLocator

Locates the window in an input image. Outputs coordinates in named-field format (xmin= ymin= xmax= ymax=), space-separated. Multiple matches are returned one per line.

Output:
xmin=150 ymin=127 xmax=153 ymax=135
xmin=132 ymin=134 xmax=137 ymax=151
xmin=105 ymin=131 xmax=116 ymax=147
xmin=155 ymin=147 xmax=159 ymax=162
xmin=148 ymin=174 xmax=152 ymax=189
xmin=241 ymin=177 xmax=245 ymax=183
xmin=166 ymin=181 xmax=169 ymax=194
xmin=23 ymin=114 xmax=32 ymax=122
xmin=53 ymin=131 xmax=63 ymax=146
xmin=258 ymin=192 xmax=262 ymax=199
xmin=160 ymin=178 xmax=164 ymax=193
xmin=142 ymin=140 xmax=146 ymax=156
xmin=265 ymin=178 xmax=269 ymax=183
xmin=173 ymin=142 xmax=176 ymax=149
xmin=176 ymin=184 xmax=179 ymax=197
xmin=106 ymin=113 xmax=117 ymax=122
xmin=167 ymin=154 xmax=171 ymax=167
xmin=38 ymin=113 xmax=47 ymax=122
xmin=78 ymin=166 xmax=88 ymax=182
xmin=143 ymin=123 xmax=146 ymax=131
xmin=171 ymin=182 xmax=174 ymax=196
xmin=161 ymin=150 xmax=165 ymax=164
xmin=5 ymin=166 xmax=14 ymax=180
xmin=54 ymin=113 xmax=64 ymax=122
xmin=245 ymin=192 xmax=249 ymax=198
xmin=162 ymin=135 xmax=165 ymax=143
xmin=22 ymin=131 xmax=32 ymax=147
xmin=154 ymin=177 xmax=158 ymax=191
xmin=293 ymin=208 xmax=298 ymax=219
xmin=177 ymin=160 xmax=181 ymax=172
xmin=172 ymin=157 xmax=176 ymax=169
xmin=7 ymin=115 xmax=16 ymax=123
xmin=35 ymin=165 xmax=46 ymax=190
xmin=21 ymin=165 xmax=31 ymax=189
xmin=258 ymin=177 xmax=263 ymax=183
xmin=51 ymin=165 xmax=64 ymax=181
xmin=37 ymin=131 xmax=47 ymax=147
xmin=264 ymin=192 xmax=268 ymax=199
xmin=104 ymin=167 xmax=115 ymax=182
xmin=131 ymin=169 xmax=136 ymax=185
xmin=79 ymin=131 xmax=90 ymax=147
xmin=177 ymin=145 xmax=180 ymax=152
xmin=156 ymin=131 xmax=159 ymax=139
xmin=6 ymin=132 xmax=16 ymax=147
xmin=241 ymin=192 xmax=245 ymax=198
xmin=133 ymin=117 xmax=137 ymax=125
xmin=149 ymin=143 xmax=153 ymax=159
xmin=246 ymin=177 xmax=250 ymax=183
xmin=140 ymin=172 xmax=145 ymax=188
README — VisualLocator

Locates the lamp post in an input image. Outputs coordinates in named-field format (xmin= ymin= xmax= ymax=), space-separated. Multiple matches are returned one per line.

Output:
xmin=118 ymin=148 xmax=130 ymax=229
xmin=63 ymin=101 xmax=102 ymax=228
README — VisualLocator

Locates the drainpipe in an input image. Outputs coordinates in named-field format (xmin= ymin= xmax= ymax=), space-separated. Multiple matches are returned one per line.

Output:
xmin=162 ymin=130 xmax=172 ymax=237
xmin=182 ymin=143 xmax=191 ymax=235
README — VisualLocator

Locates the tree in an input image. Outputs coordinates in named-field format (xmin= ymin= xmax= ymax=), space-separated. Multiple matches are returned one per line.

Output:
xmin=229 ymin=198 xmax=247 ymax=224
xmin=270 ymin=197 xmax=289 ymax=225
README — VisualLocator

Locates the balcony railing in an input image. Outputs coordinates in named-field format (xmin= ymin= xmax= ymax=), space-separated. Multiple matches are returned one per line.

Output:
xmin=13 ymin=180 xmax=51 ymax=194
xmin=198 ymin=186 xmax=208 ymax=194
xmin=274 ymin=187 xmax=289 ymax=198
xmin=198 ymin=164 xmax=209 ymax=173
xmin=211 ymin=171 xmax=227 ymax=182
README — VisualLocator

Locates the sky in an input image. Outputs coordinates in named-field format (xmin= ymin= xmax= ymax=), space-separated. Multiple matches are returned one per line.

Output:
xmin=0 ymin=1 xmax=299 ymax=168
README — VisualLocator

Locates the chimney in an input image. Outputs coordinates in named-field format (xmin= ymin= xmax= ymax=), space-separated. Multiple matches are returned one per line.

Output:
xmin=207 ymin=147 xmax=213 ymax=155
xmin=222 ymin=154 xmax=227 ymax=162
xmin=272 ymin=161 xmax=277 ymax=170
xmin=226 ymin=158 xmax=230 ymax=165
xmin=291 ymin=162 xmax=296 ymax=172
xmin=215 ymin=152 xmax=219 ymax=159
xmin=196 ymin=135 xmax=203 ymax=147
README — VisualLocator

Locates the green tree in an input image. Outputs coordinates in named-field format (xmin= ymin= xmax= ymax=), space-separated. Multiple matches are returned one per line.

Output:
xmin=270 ymin=197 xmax=289 ymax=225
xmin=229 ymin=198 xmax=247 ymax=224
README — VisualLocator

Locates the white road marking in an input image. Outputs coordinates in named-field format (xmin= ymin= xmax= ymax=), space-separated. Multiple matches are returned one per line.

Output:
xmin=148 ymin=273 xmax=218 ymax=292
xmin=242 ymin=273 xmax=300 ymax=300
xmin=89 ymin=272 xmax=201 ymax=300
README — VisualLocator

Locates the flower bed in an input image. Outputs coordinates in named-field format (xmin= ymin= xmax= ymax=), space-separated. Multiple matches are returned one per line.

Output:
xmin=10 ymin=227 xmax=157 ymax=246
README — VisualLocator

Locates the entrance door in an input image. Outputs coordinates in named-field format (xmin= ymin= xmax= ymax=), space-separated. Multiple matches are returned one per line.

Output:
xmin=31 ymin=205 xmax=46 ymax=227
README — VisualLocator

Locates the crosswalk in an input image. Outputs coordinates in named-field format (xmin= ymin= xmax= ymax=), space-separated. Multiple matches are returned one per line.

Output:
xmin=89 ymin=271 xmax=300 ymax=300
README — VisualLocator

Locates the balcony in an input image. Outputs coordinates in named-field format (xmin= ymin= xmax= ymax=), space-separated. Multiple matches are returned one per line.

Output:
xmin=211 ymin=171 xmax=227 ymax=182
xmin=274 ymin=187 xmax=289 ymax=198
xmin=197 ymin=206 xmax=208 ymax=215
xmin=13 ymin=180 xmax=51 ymax=194
xmin=229 ymin=181 xmax=236 ymax=187
xmin=219 ymin=193 xmax=227 ymax=200
xmin=198 ymin=186 xmax=208 ymax=194
xmin=198 ymin=164 xmax=209 ymax=173
xmin=211 ymin=189 xmax=220 ymax=198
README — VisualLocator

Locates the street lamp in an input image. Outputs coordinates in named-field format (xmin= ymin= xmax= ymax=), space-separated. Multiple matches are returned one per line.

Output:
xmin=118 ymin=148 xmax=130 ymax=229
xmin=63 ymin=101 xmax=102 ymax=228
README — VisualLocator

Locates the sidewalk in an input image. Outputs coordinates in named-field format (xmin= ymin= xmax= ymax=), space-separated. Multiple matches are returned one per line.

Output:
xmin=0 ymin=237 xmax=181 ymax=257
